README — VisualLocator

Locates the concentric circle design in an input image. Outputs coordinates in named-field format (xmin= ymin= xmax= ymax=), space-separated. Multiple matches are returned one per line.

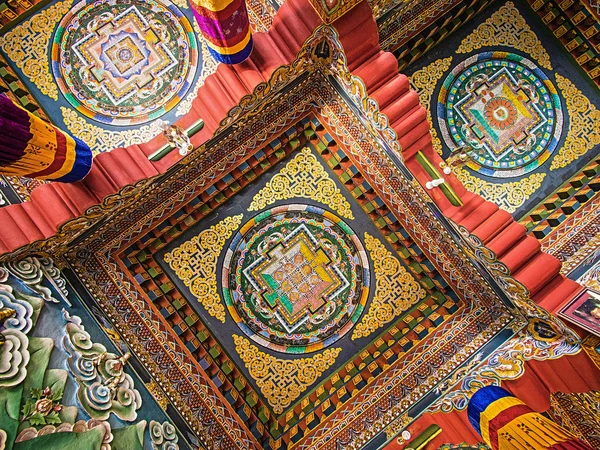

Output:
xmin=222 ymin=205 xmax=370 ymax=354
xmin=437 ymin=52 xmax=563 ymax=177
xmin=52 ymin=0 xmax=198 ymax=125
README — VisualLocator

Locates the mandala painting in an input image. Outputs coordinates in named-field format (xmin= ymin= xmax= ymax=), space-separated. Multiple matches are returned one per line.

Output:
xmin=222 ymin=204 xmax=370 ymax=354
xmin=52 ymin=0 xmax=198 ymax=125
xmin=438 ymin=52 xmax=563 ymax=177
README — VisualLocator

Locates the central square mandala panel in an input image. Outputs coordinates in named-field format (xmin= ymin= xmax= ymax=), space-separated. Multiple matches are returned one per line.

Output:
xmin=154 ymin=141 xmax=466 ymax=425
xmin=456 ymin=71 xmax=544 ymax=156
xmin=223 ymin=204 xmax=369 ymax=353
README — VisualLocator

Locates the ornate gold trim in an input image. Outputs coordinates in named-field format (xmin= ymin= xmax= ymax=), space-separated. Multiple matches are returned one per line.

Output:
xmin=248 ymin=147 xmax=354 ymax=219
xmin=307 ymin=0 xmax=362 ymax=24
xmin=0 ymin=0 xmax=71 ymax=100
xmin=246 ymin=0 xmax=277 ymax=32
xmin=39 ymin=24 xmax=528 ymax=448
xmin=451 ymin=222 xmax=581 ymax=342
xmin=384 ymin=413 xmax=412 ymax=442
xmin=215 ymin=25 xmax=404 ymax=162
xmin=549 ymin=390 xmax=600 ymax=448
xmin=550 ymin=74 xmax=600 ymax=170
xmin=163 ymin=214 xmax=243 ymax=323
xmin=430 ymin=321 xmax=581 ymax=413
xmin=61 ymin=107 xmax=165 ymax=155
xmin=233 ymin=334 xmax=341 ymax=414
xmin=453 ymin=166 xmax=546 ymax=214
xmin=352 ymin=233 xmax=425 ymax=340
xmin=457 ymin=2 xmax=552 ymax=71
xmin=145 ymin=380 xmax=169 ymax=410
xmin=409 ymin=56 xmax=453 ymax=155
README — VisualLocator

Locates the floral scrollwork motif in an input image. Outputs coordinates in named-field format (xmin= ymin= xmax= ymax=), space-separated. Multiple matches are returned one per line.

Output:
xmin=550 ymin=74 xmax=600 ymax=170
xmin=429 ymin=323 xmax=580 ymax=413
xmin=428 ymin=225 xmax=581 ymax=414
xmin=62 ymin=310 xmax=142 ymax=421
xmin=150 ymin=420 xmax=179 ymax=450
xmin=455 ymin=223 xmax=568 ymax=323
xmin=215 ymin=24 xmax=404 ymax=161
xmin=453 ymin=222 xmax=577 ymax=327
xmin=456 ymin=2 xmax=552 ymax=71
xmin=352 ymin=233 xmax=425 ymax=340
xmin=249 ymin=148 xmax=354 ymax=219
xmin=164 ymin=214 xmax=243 ymax=323
xmin=233 ymin=334 xmax=341 ymax=414
xmin=0 ymin=1 xmax=71 ymax=99
xmin=453 ymin=166 xmax=546 ymax=214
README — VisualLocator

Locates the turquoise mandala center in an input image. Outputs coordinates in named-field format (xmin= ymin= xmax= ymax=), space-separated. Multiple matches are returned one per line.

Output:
xmin=438 ymin=52 xmax=563 ymax=176
xmin=222 ymin=205 xmax=370 ymax=354
xmin=52 ymin=0 xmax=198 ymax=125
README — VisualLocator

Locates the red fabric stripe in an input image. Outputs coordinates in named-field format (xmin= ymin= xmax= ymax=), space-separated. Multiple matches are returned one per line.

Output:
xmin=487 ymin=404 xmax=532 ymax=449
xmin=28 ymin=128 xmax=68 ymax=178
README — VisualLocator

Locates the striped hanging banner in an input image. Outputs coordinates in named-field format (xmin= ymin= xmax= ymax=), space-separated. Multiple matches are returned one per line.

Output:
xmin=0 ymin=94 xmax=92 ymax=182
xmin=190 ymin=0 xmax=253 ymax=64
xmin=468 ymin=386 xmax=594 ymax=450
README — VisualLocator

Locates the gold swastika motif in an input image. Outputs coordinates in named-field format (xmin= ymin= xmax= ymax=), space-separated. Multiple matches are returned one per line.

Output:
xmin=233 ymin=334 xmax=341 ymax=414
xmin=164 ymin=214 xmax=243 ymax=322
xmin=248 ymin=148 xmax=354 ymax=219
xmin=456 ymin=2 xmax=552 ymax=71
xmin=550 ymin=74 xmax=600 ymax=170
xmin=352 ymin=233 xmax=426 ymax=340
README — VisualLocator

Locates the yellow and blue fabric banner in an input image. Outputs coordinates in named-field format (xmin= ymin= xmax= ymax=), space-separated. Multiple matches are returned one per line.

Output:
xmin=468 ymin=386 xmax=593 ymax=450
xmin=0 ymin=94 xmax=92 ymax=182
xmin=189 ymin=0 xmax=253 ymax=64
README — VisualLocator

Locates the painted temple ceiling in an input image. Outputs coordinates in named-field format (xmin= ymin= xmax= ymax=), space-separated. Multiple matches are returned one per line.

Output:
xmin=55 ymin=30 xmax=530 ymax=448
xmin=403 ymin=0 xmax=600 ymax=293
xmin=0 ymin=0 xmax=599 ymax=449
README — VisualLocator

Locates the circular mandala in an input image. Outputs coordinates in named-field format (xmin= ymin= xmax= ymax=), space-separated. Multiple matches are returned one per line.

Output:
xmin=52 ymin=0 xmax=198 ymax=125
xmin=437 ymin=52 xmax=563 ymax=177
xmin=222 ymin=205 xmax=370 ymax=354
